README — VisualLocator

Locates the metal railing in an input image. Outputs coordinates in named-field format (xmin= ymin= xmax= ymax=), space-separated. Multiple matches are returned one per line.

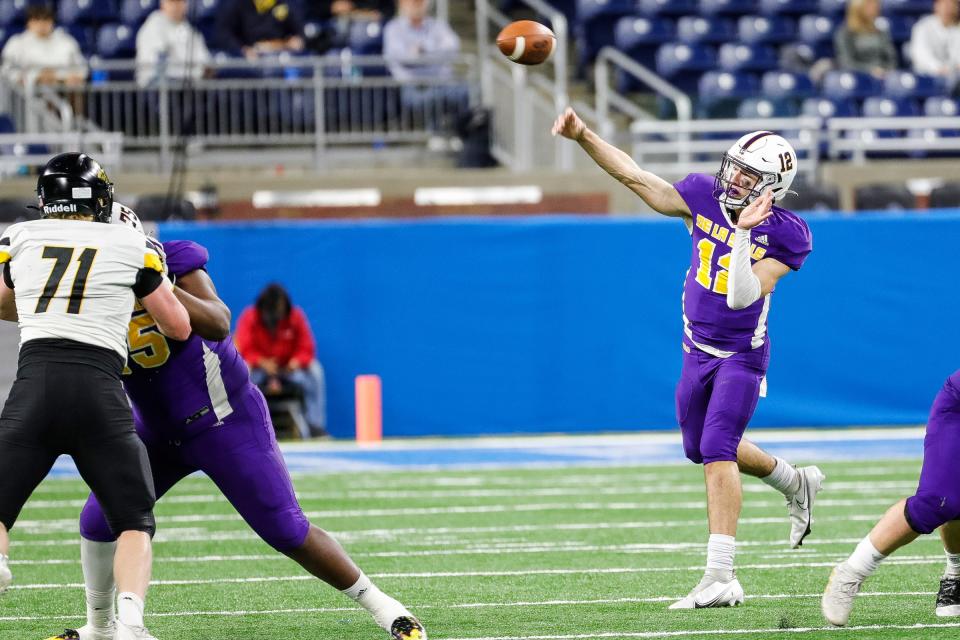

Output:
xmin=628 ymin=117 xmax=822 ymax=178
xmin=476 ymin=0 xmax=572 ymax=171
xmin=4 ymin=54 xmax=480 ymax=170
xmin=0 ymin=132 xmax=122 ymax=174
xmin=827 ymin=116 xmax=960 ymax=162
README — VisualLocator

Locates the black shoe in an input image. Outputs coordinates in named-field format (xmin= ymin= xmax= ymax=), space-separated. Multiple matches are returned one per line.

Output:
xmin=44 ymin=632 xmax=80 ymax=640
xmin=390 ymin=616 xmax=427 ymax=640
xmin=936 ymin=577 xmax=960 ymax=617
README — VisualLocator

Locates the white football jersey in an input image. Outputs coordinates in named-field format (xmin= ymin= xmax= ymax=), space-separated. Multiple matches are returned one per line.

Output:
xmin=0 ymin=219 xmax=165 ymax=359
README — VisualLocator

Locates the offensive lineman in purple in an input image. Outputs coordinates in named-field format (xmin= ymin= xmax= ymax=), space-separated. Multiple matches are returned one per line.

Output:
xmin=553 ymin=108 xmax=819 ymax=609
xmin=58 ymin=240 xmax=427 ymax=640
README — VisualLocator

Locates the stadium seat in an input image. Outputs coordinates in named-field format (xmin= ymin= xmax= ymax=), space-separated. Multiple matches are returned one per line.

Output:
xmin=676 ymin=16 xmax=735 ymax=44
xmin=737 ymin=97 xmax=798 ymax=118
xmin=718 ymin=43 xmax=777 ymax=72
xmin=737 ymin=15 xmax=794 ymax=44
xmin=0 ymin=113 xmax=13 ymax=133
xmin=854 ymin=183 xmax=915 ymax=210
xmin=576 ymin=0 xmax=633 ymax=23
xmin=614 ymin=16 xmax=675 ymax=71
xmin=758 ymin=0 xmax=818 ymax=15
xmin=0 ymin=0 xmax=28 ymax=28
xmin=821 ymin=70 xmax=882 ymax=99
xmin=817 ymin=0 xmax=847 ymax=16
xmin=802 ymin=96 xmax=859 ymax=118
xmin=761 ymin=71 xmax=816 ymax=99
xmin=883 ymin=70 xmax=944 ymax=99
xmin=59 ymin=0 xmax=116 ymax=26
xmin=698 ymin=71 xmax=758 ymax=118
xmin=862 ymin=96 xmax=921 ymax=118
xmin=68 ymin=25 xmax=97 ymax=56
xmin=876 ymin=14 xmax=915 ymax=43
xmin=929 ymin=182 xmax=960 ymax=208
xmin=700 ymin=0 xmax=758 ymax=15
xmin=191 ymin=0 xmax=219 ymax=23
xmin=121 ymin=0 xmax=157 ymax=27
xmin=637 ymin=0 xmax=698 ymax=16
xmin=656 ymin=43 xmax=716 ymax=92
xmin=97 ymin=23 xmax=137 ymax=59
xmin=924 ymin=96 xmax=960 ymax=117
xmin=798 ymin=14 xmax=837 ymax=46
xmin=348 ymin=20 xmax=383 ymax=55
xmin=883 ymin=0 xmax=931 ymax=15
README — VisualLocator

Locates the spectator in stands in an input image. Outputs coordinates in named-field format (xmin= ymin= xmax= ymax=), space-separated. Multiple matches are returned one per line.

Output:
xmin=215 ymin=0 xmax=305 ymax=60
xmin=235 ymin=283 xmax=326 ymax=436
xmin=384 ymin=0 xmax=468 ymax=131
xmin=0 ymin=5 xmax=86 ymax=85
xmin=910 ymin=0 xmax=960 ymax=92
xmin=311 ymin=0 xmax=394 ymax=21
xmin=834 ymin=0 xmax=898 ymax=78
xmin=136 ymin=0 xmax=212 ymax=87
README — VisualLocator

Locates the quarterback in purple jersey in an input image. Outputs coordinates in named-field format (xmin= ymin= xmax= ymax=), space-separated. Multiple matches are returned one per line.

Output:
xmin=824 ymin=369 xmax=960 ymax=625
xmin=553 ymin=108 xmax=822 ymax=608
xmin=47 ymin=209 xmax=426 ymax=640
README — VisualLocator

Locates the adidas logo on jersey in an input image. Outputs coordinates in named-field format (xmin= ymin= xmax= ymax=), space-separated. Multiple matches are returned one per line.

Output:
xmin=42 ymin=203 xmax=78 ymax=214
xmin=755 ymin=234 xmax=769 ymax=245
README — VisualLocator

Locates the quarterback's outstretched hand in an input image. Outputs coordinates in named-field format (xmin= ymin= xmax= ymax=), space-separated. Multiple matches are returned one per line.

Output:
xmin=736 ymin=188 xmax=774 ymax=230
xmin=552 ymin=107 xmax=586 ymax=141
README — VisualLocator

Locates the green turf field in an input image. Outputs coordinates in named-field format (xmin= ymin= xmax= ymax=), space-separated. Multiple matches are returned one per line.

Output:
xmin=3 ymin=457 xmax=957 ymax=639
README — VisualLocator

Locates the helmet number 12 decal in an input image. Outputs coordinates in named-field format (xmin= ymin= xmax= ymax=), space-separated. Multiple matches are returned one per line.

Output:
xmin=35 ymin=246 xmax=98 ymax=314
xmin=779 ymin=151 xmax=793 ymax=172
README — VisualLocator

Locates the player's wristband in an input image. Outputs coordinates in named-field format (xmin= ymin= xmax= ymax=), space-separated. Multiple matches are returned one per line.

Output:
xmin=726 ymin=227 xmax=762 ymax=310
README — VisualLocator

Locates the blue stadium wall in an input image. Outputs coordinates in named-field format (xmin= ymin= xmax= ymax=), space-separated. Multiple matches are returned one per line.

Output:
xmin=160 ymin=211 xmax=959 ymax=439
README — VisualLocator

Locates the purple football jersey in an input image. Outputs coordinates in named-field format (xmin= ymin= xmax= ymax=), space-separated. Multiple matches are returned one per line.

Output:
xmin=674 ymin=173 xmax=812 ymax=354
xmin=123 ymin=240 xmax=252 ymax=438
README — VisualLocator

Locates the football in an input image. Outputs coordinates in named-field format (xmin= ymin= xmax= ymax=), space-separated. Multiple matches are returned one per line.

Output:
xmin=496 ymin=20 xmax=557 ymax=66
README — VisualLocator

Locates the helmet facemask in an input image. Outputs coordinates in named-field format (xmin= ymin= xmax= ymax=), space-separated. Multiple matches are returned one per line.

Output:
xmin=713 ymin=153 xmax=779 ymax=211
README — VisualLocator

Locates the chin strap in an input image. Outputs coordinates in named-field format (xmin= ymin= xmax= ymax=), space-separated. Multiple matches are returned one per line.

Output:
xmin=726 ymin=227 xmax=762 ymax=310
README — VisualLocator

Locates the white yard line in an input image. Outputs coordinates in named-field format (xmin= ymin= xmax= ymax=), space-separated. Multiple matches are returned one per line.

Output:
xmin=0 ymin=591 xmax=942 ymax=623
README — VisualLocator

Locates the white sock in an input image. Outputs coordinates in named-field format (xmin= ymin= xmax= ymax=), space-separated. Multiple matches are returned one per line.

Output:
xmin=81 ymin=538 xmax=117 ymax=629
xmin=117 ymin=592 xmax=145 ymax=628
xmin=847 ymin=536 xmax=886 ymax=580
xmin=945 ymin=551 xmax=960 ymax=578
xmin=706 ymin=533 xmax=736 ymax=582
xmin=761 ymin=457 xmax=801 ymax=496
xmin=341 ymin=573 xmax=408 ymax=630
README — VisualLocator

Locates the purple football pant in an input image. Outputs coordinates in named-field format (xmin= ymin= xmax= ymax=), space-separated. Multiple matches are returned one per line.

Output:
xmin=905 ymin=370 xmax=960 ymax=535
xmin=675 ymin=341 xmax=770 ymax=465
xmin=79 ymin=386 xmax=311 ymax=551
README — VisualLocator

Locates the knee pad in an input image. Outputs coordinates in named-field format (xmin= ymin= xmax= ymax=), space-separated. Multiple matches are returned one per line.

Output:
xmin=106 ymin=512 xmax=157 ymax=540
xmin=79 ymin=498 xmax=118 ymax=543
xmin=905 ymin=493 xmax=960 ymax=535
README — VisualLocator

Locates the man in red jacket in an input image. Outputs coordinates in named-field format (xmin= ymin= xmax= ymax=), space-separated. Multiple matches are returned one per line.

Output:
xmin=235 ymin=283 xmax=326 ymax=436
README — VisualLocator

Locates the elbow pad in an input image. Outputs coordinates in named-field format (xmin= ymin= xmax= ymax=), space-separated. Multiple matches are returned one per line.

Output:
xmin=726 ymin=228 xmax=762 ymax=310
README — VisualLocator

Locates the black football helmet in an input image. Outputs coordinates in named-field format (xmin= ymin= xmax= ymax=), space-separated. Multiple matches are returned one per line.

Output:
xmin=36 ymin=153 xmax=114 ymax=223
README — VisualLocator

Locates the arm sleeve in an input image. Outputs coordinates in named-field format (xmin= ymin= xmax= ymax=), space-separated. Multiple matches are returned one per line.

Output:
xmin=726 ymin=228 xmax=762 ymax=310
xmin=3 ymin=263 xmax=12 ymax=289
xmin=234 ymin=307 xmax=264 ymax=365
xmin=132 ymin=268 xmax=164 ymax=298
xmin=290 ymin=307 xmax=316 ymax=366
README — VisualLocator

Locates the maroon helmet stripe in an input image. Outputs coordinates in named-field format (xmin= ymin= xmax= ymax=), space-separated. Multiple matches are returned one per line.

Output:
xmin=741 ymin=131 xmax=773 ymax=151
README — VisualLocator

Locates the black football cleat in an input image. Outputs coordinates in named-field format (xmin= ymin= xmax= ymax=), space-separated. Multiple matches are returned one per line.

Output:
xmin=937 ymin=577 xmax=960 ymax=617
xmin=44 ymin=631 xmax=80 ymax=640
xmin=390 ymin=615 xmax=427 ymax=640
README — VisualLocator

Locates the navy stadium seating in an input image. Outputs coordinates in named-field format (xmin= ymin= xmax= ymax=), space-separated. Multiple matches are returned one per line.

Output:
xmin=762 ymin=71 xmax=816 ymax=99
xmin=613 ymin=15 xmax=674 ymax=71
xmin=737 ymin=97 xmax=798 ymax=118
xmin=0 ymin=0 xmax=28 ymax=28
xmin=802 ymin=96 xmax=860 ymax=119
xmin=924 ymin=96 xmax=960 ymax=117
xmin=737 ymin=15 xmax=794 ymax=44
xmin=637 ymin=0 xmax=699 ymax=17
xmin=821 ymin=70 xmax=883 ymax=100
xmin=758 ymin=0 xmax=818 ymax=16
xmin=96 ymin=23 xmax=136 ymax=59
xmin=717 ymin=42 xmax=777 ymax=72
xmin=120 ymin=0 xmax=156 ymax=28
xmin=699 ymin=0 xmax=758 ymax=15
xmin=676 ymin=15 xmax=735 ymax=44
xmin=59 ymin=0 xmax=115 ymax=26
xmin=883 ymin=70 xmax=944 ymax=99
xmin=348 ymin=20 xmax=383 ymax=55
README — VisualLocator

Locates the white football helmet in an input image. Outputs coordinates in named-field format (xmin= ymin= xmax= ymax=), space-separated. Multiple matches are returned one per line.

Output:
xmin=111 ymin=201 xmax=144 ymax=233
xmin=714 ymin=131 xmax=798 ymax=210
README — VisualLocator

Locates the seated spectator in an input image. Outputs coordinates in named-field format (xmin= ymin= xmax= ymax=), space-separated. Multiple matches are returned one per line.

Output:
xmin=235 ymin=283 xmax=327 ymax=437
xmin=215 ymin=0 xmax=305 ymax=60
xmin=310 ymin=0 xmax=395 ymax=21
xmin=0 ymin=5 xmax=86 ymax=85
xmin=834 ymin=0 xmax=898 ymax=78
xmin=911 ymin=0 xmax=960 ymax=92
xmin=136 ymin=0 xmax=212 ymax=87
xmin=384 ymin=0 xmax=469 ymax=131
